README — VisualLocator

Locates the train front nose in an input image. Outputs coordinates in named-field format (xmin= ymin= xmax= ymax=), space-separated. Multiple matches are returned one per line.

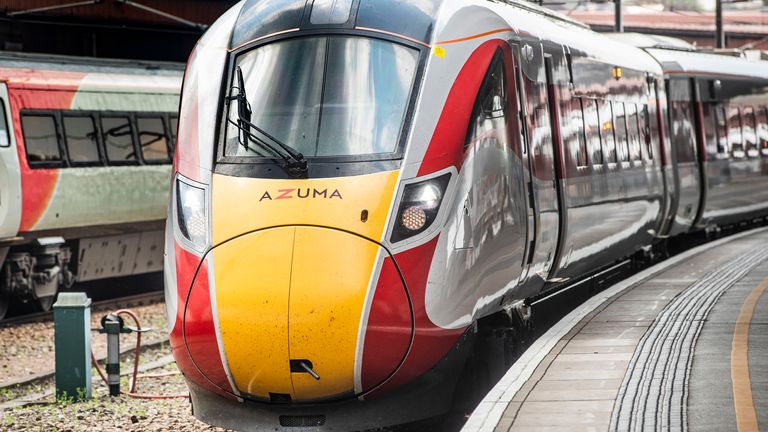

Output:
xmin=183 ymin=171 xmax=412 ymax=402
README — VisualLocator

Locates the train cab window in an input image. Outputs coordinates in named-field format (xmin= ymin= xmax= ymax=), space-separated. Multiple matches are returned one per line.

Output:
xmin=599 ymin=100 xmax=616 ymax=163
xmin=63 ymin=115 xmax=100 ymax=164
xmin=225 ymin=36 xmax=419 ymax=159
xmin=727 ymin=106 xmax=744 ymax=158
xmin=715 ymin=105 xmax=728 ymax=156
xmin=21 ymin=114 xmax=61 ymax=164
xmin=0 ymin=99 xmax=9 ymax=147
xmin=742 ymin=107 xmax=757 ymax=157
xmin=571 ymin=98 xmax=588 ymax=168
xmin=137 ymin=117 xmax=170 ymax=162
xmin=613 ymin=102 xmax=629 ymax=162
xmin=583 ymin=99 xmax=602 ymax=165
xmin=101 ymin=116 xmax=137 ymax=163
xmin=758 ymin=107 xmax=768 ymax=156
xmin=627 ymin=104 xmax=641 ymax=161
xmin=464 ymin=51 xmax=511 ymax=156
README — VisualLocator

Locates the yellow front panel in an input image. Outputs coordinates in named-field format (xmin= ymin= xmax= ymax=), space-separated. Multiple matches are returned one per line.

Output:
xmin=288 ymin=227 xmax=381 ymax=400
xmin=211 ymin=170 xmax=399 ymax=245
xmin=212 ymin=227 xmax=295 ymax=398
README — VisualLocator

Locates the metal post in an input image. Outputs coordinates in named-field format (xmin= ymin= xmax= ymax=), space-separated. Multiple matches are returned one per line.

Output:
xmin=716 ymin=0 xmax=725 ymax=48
xmin=53 ymin=293 xmax=92 ymax=401
xmin=103 ymin=315 xmax=122 ymax=396
xmin=615 ymin=0 xmax=623 ymax=33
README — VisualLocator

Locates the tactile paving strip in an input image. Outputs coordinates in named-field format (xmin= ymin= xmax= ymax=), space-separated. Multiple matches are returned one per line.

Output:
xmin=610 ymin=247 xmax=768 ymax=432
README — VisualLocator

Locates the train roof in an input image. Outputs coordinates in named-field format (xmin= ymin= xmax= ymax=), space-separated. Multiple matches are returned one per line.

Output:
xmin=0 ymin=51 xmax=184 ymax=76
xmin=230 ymin=0 xmax=591 ymax=51
xmin=606 ymin=33 xmax=768 ymax=81
xmin=645 ymin=48 xmax=768 ymax=81
xmin=606 ymin=32 xmax=696 ymax=52
xmin=0 ymin=51 xmax=183 ymax=93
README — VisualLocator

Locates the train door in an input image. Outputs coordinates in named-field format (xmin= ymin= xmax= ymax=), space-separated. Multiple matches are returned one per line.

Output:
xmin=666 ymin=77 xmax=702 ymax=234
xmin=0 ymin=83 xmax=21 ymax=316
xmin=511 ymin=42 xmax=560 ymax=289
xmin=543 ymin=54 xmax=568 ymax=282
xmin=0 ymin=84 xmax=20 ymax=245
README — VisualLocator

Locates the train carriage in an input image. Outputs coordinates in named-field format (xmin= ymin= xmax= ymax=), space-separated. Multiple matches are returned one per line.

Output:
xmin=166 ymin=0 xmax=768 ymax=430
xmin=0 ymin=52 xmax=182 ymax=318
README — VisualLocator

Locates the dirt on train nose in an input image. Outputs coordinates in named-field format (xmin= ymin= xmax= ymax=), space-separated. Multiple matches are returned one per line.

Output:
xmin=183 ymin=225 xmax=412 ymax=402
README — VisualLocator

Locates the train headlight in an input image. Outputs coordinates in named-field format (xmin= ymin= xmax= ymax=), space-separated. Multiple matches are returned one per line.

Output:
xmin=391 ymin=174 xmax=451 ymax=243
xmin=176 ymin=177 xmax=208 ymax=251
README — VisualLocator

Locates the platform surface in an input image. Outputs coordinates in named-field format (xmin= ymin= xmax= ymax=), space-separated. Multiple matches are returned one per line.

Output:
xmin=463 ymin=227 xmax=768 ymax=432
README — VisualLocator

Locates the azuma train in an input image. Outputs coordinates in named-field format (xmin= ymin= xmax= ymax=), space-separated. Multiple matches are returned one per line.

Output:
xmin=165 ymin=0 xmax=768 ymax=429
xmin=0 ymin=53 xmax=182 ymax=319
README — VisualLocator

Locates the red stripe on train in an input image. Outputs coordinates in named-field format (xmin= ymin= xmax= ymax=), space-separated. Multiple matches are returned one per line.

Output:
xmin=417 ymin=40 xmax=506 ymax=177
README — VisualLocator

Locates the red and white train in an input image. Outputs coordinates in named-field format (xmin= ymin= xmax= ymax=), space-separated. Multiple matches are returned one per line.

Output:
xmin=165 ymin=0 xmax=768 ymax=429
xmin=0 ymin=52 xmax=182 ymax=319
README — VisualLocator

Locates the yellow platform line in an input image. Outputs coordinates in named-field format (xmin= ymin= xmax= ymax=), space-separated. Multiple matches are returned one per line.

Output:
xmin=731 ymin=276 xmax=768 ymax=432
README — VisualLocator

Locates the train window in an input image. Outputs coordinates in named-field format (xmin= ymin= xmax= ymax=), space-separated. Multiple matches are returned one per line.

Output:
xmin=715 ymin=105 xmax=728 ymax=156
xmin=613 ymin=102 xmax=629 ymax=162
xmin=571 ymin=98 xmax=588 ymax=168
xmin=701 ymin=104 xmax=718 ymax=159
xmin=599 ymin=100 xmax=616 ymax=163
xmin=137 ymin=117 xmax=170 ymax=162
xmin=670 ymin=100 xmax=696 ymax=163
xmin=465 ymin=51 xmax=510 ymax=153
xmin=742 ymin=107 xmax=757 ymax=157
xmin=639 ymin=104 xmax=653 ymax=161
xmin=0 ymin=99 xmax=9 ymax=147
xmin=727 ymin=106 xmax=744 ymax=158
xmin=225 ymin=36 xmax=419 ymax=159
xmin=626 ymin=104 xmax=641 ymax=161
xmin=63 ymin=115 xmax=100 ymax=163
xmin=758 ymin=107 xmax=768 ymax=156
xmin=101 ymin=116 xmax=137 ymax=162
xmin=583 ymin=99 xmax=602 ymax=165
xmin=21 ymin=114 xmax=61 ymax=163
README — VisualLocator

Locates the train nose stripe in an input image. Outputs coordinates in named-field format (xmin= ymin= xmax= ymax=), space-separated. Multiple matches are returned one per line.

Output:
xmin=212 ymin=228 xmax=295 ymax=399
xmin=211 ymin=226 xmax=382 ymax=401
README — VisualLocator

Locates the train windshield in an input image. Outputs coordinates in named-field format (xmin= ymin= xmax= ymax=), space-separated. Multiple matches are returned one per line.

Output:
xmin=224 ymin=36 xmax=419 ymax=159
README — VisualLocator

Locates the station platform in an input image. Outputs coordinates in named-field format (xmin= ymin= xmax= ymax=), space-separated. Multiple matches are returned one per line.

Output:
xmin=463 ymin=227 xmax=768 ymax=432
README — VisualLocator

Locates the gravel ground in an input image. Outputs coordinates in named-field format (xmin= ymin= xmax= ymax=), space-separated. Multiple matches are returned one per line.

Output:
xmin=1 ymin=338 xmax=232 ymax=432
xmin=1 ymin=361 xmax=230 ymax=432
xmin=0 ymin=302 xmax=168 ymax=385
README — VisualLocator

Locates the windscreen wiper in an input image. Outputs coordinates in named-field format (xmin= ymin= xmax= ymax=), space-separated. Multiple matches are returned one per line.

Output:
xmin=226 ymin=66 xmax=308 ymax=171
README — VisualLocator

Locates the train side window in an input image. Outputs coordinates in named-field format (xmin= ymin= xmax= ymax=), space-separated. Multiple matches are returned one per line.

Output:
xmin=640 ymin=104 xmax=653 ymax=161
xmin=464 ymin=50 xmax=510 ymax=153
xmin=21 ymin=113 xmax=61 ymax=164
xmin=758 ymin=107 xmax=768 ymax=156
xmin=63 ymin=115 xmax=100 ymax=164
xmin=715 ymin=105 xmax=728 ymax=156
xmin=0 ymin=99 xmax=9 ymax=147
xmin=728 ymin=106 xmax=744 ymax=158
xmin=137 ymin=117 xmax=170 ymax=162
xmin=571 ymin=98 xmax=588 ymax=168
xmin=627 ymin=104 xmax=641 ymax=161
xmin=583 ymin=99 xmax=602 ymax=165
xmin=742 ymin=107 xmax=757 ymax=157
xmin=613 ymin=102 xmax=629 ymax=162
xmin=701 ymin=103 xmax=718 ymax=159
xmin=599 ymin=99 xmax=616 ymax=163
xmin=101 ymin=116 xmax=137 ymax=163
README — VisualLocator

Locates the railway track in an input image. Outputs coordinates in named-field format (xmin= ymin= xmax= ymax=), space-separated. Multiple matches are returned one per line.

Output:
xmin=0 ymin=290 xmax=164 ymax=328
